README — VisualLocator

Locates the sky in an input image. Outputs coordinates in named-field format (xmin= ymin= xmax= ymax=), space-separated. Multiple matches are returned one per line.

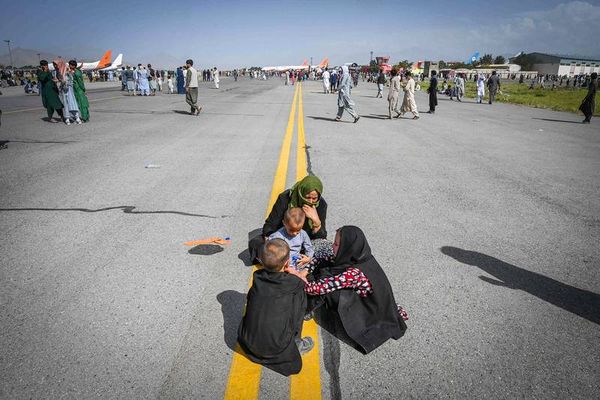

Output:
xmin=1 ymin=0 xmax=600 ymax=68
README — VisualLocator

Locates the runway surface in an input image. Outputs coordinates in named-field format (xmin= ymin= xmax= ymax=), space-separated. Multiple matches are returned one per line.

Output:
xmin=1 ymin=77 xmax=599 ymax=399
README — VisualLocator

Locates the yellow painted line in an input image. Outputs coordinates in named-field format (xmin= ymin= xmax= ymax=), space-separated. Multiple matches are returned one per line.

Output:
xmin=290 ymin=83 xmax=322 ymax=400
xmin=2 ymin=95 xmax=124 ymax=114
xmin=224 ymin=84 xmax=300 ymax=400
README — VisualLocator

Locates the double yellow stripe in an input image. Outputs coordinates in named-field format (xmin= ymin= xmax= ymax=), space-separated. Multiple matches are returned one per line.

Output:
xmin=290 ymin=84 xmax=322 ymax=400
xmin=224 ymin=83 xmax=321 ymax=400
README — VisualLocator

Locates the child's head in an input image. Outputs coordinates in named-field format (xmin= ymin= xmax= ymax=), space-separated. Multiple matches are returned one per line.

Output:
xmin=261 ymin=239 xmax=290 ymax=272
xmin=283 ymin=208 xmax=305 ymax=237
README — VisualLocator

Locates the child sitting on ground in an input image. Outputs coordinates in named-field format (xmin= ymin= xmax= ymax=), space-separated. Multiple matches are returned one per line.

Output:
xmin=238 ymin=239 xmax=314 ymax=376
xmin=268 ymin=207 xmax=314 ymax=269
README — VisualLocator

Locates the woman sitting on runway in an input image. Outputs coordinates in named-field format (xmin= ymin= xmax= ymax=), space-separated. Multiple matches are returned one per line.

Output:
xmin=289 ymin=225 xmax=408 ymax=354
xmin=248 ymin=175 xmax=328 ymax=263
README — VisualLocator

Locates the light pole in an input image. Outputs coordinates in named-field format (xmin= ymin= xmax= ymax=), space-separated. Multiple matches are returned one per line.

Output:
xmin=37 ymin=53 xmax=41 ymax=63
xmin=4 ymin=40 xmax=13 ymax=68
xmin=370 ymin=51 xmax=373 ymax=63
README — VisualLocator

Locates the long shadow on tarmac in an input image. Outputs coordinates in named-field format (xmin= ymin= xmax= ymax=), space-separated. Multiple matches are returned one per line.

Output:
xmin=441 ymin=246 xmax=600 ymax=325
xmin=0 ymin=206 xmax=229 ymax=218
xmin=307 ymin=116 xmax=350 ymax=123
xmin=532 ymin=117 xmax=581 ymax=124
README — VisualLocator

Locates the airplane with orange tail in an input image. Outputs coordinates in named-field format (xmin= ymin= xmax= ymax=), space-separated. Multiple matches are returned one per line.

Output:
xmin=48 ymin=50 xmax=113 ymax=71
xmin=262 ymin=57 xmax=329 ymax=72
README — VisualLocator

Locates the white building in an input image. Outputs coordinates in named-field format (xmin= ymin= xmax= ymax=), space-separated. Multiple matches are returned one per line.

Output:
xmin=511 ymin=52 xmax=600 ymax=76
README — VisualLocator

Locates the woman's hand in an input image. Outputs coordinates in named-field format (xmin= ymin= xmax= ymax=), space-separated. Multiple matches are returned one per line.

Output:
xmin=285 ymin=266 xmax=309 ymax=283
xmin=302 ymin=205 xmax=321 ymax=231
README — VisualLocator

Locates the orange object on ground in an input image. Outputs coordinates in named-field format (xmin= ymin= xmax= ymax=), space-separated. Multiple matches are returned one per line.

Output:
xmin=184 ymin=237 xmax=231 ymax=246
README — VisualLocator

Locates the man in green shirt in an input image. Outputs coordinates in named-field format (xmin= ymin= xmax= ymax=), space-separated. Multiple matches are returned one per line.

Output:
xmin=37 ymin=60 xmax=65 ymax=122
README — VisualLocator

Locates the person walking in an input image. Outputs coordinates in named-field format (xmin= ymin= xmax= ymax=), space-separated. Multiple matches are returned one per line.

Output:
xmin=322 ymin=68 xmax=330 ymax=94
xmin=55 ymin=59 xmax=80 ymax=125
xmin=427 ymin=70 xmax=438 ymax=114
xmin=213 ymin=67 xmax=220 ymax=89
xmin=387 ymin=69 xmax=401 ymax=119
xmin=335 ymin=66 xmax=360 ymax=123
xmin=185 ymin=59 xmax=201 ymax=116
xmin=476 ymin=74 xmax=485 ymax=103
xmin=37 ymin=60 xmax=65 ymax=123
xmin=400 ymin=71 xmax=419 ymax=119
xmin=579 ymin=72 xmax=597 ymax=124
xmin=330 ymin=69 xmax=337 ymax=93
xmin=376 ymin=68 xmax=386 ymax=98
xmin=124 ymin=66 xmax=135 ymax=95
xmin=176 ymin=67 xmax=185 ymax=94
xmin=120 ymin=66 xmax=127 ymax=91
xmin=69 ymin=60 xmax=89 ymax=122
xmin=454 ymin=73 xmax=465 ymax=102
xmin=487 ymin=70 xmax=500 ymax=104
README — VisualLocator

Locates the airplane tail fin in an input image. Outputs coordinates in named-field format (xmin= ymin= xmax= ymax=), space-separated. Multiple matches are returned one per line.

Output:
xmin=301 ymin=59 xmax=308 ymax=66
xmin=319 ymin=58 xmax=329 ymax=67
xmin=98 ymin=50 xmax=112 ymax=68
xmin=112 ymin=53 xmax=123 ymax=67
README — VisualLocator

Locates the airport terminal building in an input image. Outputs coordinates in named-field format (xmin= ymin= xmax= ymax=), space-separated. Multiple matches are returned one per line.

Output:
xmin=513 ymin=52 xmax=600 ymax=76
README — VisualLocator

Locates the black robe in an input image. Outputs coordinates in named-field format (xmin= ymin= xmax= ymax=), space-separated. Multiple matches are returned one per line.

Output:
xmin=248 ymin=189 xmax=328 ymax=261
xmin=579 ymin=79 xmax=597 ymax=118
xmin=238 ymin=270 xmax=307 ymax=376
xmin=316 ymin=226 xmax=406 ymax=354
xmin=428 ymin=76 xmax=438 ymax=111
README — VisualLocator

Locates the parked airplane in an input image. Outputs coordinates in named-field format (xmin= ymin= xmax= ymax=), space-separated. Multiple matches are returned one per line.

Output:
xmin=262 ymin=58 xmax=329 ymax=72
xmin=466 ymin=51 xmax=480 ymax=65
xmin=48 ymin=50 xmax=113 ymax=71
xmin=100 ymin=54 xmax=123 ymax=71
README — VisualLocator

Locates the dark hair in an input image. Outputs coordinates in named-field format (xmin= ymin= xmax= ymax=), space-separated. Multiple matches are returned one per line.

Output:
xmin=405 ymin=71 xmax=412 ymax=77
xmin=391 ymin=69 xmax=398 ymax=76
xmin=431 ymin=70 xmax=437 ymax=76
xmin=492 ymin=70 xmax=497 ymax=75
xmin=186 ymin=59 xmax=193 ymax=66
xmin=591 ymin=72 xmax=598 ymax=79
xmin=40 ymin=60 xmax=48 ymax=66
xmin=147 ymin=64 xmax=151 ymax=67
xmin=68 ymin=60 xmax=77 ymax=66
xmin=261 ymin=239 xmax=290 ymax=271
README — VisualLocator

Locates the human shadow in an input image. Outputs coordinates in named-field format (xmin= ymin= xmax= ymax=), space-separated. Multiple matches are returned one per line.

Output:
xmin=360 ymin=114 xmax=390 ymax=120
xmin=172 ymin=110 xmax=194 ymax=115
xmin=0 ymin=206 xmax=229 ymax=219
xmin=307 ymin=116 xmax=343 ymax=122
xmin=314 ymin=306 xmax=347 ymax=400
xmin=0 ymin=139 xmax=76 ymax=144
xmin=238 ymin=249 xmax=253 ymax=266
xmin=532 ymin=117 xmax=581 ymax=124
xmin=216 ymin=290 xmax=246 ymax=351
xmin=441 ymin=246 xmax=600 ymax=325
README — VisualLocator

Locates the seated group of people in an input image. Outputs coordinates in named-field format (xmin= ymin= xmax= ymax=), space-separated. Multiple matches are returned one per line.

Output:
xmin=239 ymin=175 xmax=408 ymax=375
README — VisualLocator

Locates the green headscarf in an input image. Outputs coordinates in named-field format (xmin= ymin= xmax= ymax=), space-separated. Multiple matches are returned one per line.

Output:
xmin=289 ymin=175 xmax=323 ymax=212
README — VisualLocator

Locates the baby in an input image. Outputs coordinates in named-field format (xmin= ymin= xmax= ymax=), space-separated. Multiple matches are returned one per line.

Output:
xmin=268 ymin=207 xmax=314 ymax=268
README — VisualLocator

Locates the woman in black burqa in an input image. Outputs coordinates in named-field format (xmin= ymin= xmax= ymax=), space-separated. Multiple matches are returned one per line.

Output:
xmin=304 ymin=226 xmax=408 ymax=354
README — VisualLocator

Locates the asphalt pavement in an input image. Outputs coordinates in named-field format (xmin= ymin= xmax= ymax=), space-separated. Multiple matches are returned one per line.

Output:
xmin=1 ymin=77 xmax=598 ymax=399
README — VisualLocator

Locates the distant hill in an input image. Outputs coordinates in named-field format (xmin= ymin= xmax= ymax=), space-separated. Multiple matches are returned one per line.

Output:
xmin=0 ymin=47 xmax=63 ymax=67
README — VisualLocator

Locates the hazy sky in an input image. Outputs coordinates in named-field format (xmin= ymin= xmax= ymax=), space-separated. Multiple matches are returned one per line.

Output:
xmin=1 ymin=0 xmax=599 ymax=68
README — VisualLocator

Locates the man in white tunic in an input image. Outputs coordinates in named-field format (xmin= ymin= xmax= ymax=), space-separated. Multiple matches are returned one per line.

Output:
xmin=322 ymin=68 xmax=330 ymax=94
xmin=400 ymin=72 xmax=419 ymax=119
xmin=213 ymin=67 xmax=220 ymax=89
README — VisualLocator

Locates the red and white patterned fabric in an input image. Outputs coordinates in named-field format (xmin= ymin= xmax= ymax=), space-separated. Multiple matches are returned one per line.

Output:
xmin=304 ymin=267 xmax=373 ymax=297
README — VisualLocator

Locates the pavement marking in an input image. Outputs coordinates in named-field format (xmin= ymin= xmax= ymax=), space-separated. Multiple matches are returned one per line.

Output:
xmin=223 ymin=84 xmax=300 ymax=400
xmin=290 ymin=83 xmax=322 ymax=400
xmin=2 ymin=95 xmax=124 ymax=114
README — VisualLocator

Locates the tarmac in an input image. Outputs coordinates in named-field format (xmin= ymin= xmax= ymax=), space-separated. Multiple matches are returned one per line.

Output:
xmin=0 ymin=77 xmax=599 ymax=399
